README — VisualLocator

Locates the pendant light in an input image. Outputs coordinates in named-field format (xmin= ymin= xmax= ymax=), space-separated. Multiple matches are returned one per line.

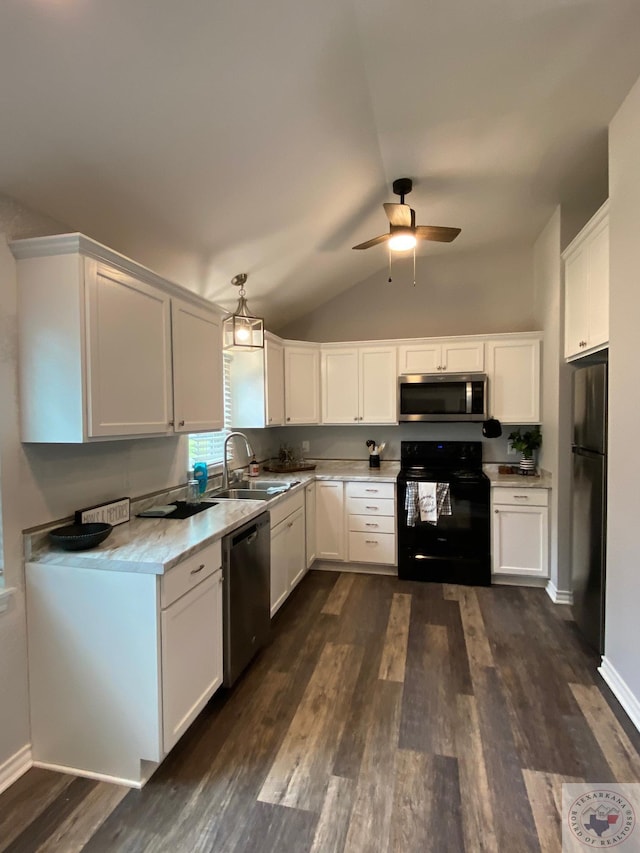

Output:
xmin=223 ymin=273 xmax=264 ymax=350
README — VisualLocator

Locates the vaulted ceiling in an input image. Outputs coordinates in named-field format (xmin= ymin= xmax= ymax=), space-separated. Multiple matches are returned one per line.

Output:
xmin=2 ymin=0 xmax=640 ymax=328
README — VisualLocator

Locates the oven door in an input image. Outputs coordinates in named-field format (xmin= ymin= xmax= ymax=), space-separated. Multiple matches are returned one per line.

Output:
xmin=397 ymin=475 xmax=490 ymax=585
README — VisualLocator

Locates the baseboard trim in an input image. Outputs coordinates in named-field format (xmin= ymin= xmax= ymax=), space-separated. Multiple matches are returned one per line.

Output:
xmin=0 ymin=744 xmax=32 ymax=794
xmin=313 ymin=560 xmax=397 ymax=577
xmin=492 ymin=575 xmax=547 ymax=589
xmin=32 ymin=759 xmax=142 ymax=789
xmin=545 ymin=580 xmax=574 ymax=605
xmin=598 ymin=657 xmax=640 ymax=734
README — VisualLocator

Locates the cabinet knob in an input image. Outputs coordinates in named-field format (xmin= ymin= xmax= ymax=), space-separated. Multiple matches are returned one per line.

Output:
xmin=494 ymin=509 xmax=499 ymax=514
xmin=168 ymin=420 xmax=174 ymax=426
xmin=354 ymin=416 xmax=358 ymax=421
xmin=179 ymin=420 xmax=185 ymax=427
xmin=287 ymin=417 xmax=291 ymax=422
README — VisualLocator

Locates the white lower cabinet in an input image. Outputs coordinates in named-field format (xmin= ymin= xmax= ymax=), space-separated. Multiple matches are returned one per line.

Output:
xmin=346 ymin=481 xmax=396 ymax=566
xmin=315 ymin=480 xmax=345 ymax=560
xmin=491 ymin=487 xmax=549 ymax=579
xmin=270 ymin=490 xmax=307 ymax=616
xmin=161 ymin=568 xmax=223 ymax=753
xmin=26 ymin=539 xmax=224 ymax=787
xmin=305 ymin=481 xmax=316 ymax=568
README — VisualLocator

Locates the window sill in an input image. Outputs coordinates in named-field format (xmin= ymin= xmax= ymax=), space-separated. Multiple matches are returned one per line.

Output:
xmin=0 ymin=587 xmax=16 ymax=615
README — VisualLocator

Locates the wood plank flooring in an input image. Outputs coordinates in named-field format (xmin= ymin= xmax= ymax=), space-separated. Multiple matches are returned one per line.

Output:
xmin=3 ymin=571 xmax=640 ymax=853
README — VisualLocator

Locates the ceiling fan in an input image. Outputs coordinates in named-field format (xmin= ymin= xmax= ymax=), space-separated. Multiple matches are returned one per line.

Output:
xmin=352 ymin=178 xmax=461 ymax=251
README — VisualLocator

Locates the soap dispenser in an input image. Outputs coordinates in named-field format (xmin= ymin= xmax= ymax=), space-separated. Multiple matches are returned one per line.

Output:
xmin=248 ymin=455 xmax=260 ymax=477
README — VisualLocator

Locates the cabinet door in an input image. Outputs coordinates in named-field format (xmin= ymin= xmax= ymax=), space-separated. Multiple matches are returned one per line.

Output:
xmin=265 ymin=337 xmax=285 ymax=426
xmin=564 ymin=248 xmax=589 ymax=359
xmin=587 ymin=217 xmax=609 ymax=352
xmin=171 ymin=300 xmax=224 ymax=433
xmin=486 ymin=339 xmax=540 ymax=424
xmin=305 ymin=482 xmax=316 ymax=568
xmin=322 ymin=348 xmax=359 ymax=424
xmin=315 ymin=481 xmax=345 ymax=560
xmin=270 ymin=520 xmax=290 ymax=616
xmin=398 ymin=342 xmax=441 ymax=374
xmin=359 ymin=346 xmax=397 ymax=423
xmin=492 ymin=505 xmax=548 ymax=577
xmin=284 ymin=346 xmax=320 ymax=424
xmin=441 ymin=341 xmax=484 ymax=373
xmin=161 ymin=570 xmax=223 ymax=753
xmin=287 ymin=507 xmax=307 ymax=591
xmin=85 ymin=261 xmax=173 ymax=437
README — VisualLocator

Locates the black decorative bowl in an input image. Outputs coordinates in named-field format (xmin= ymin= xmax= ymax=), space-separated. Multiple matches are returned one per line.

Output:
xmin=49 ymin=522 xmax=113 ymax=551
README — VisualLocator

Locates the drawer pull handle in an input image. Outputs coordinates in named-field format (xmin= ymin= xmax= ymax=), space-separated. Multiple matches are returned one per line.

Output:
xmin=365 ymin=523 xmax=379 ymax=527
xmin=365 ymin=489 xmax=378 ymax=493
xmin=190 ymin=563 xmax=206 ymax=575
xmin=513 ymin=495 xmax=529 ymax=500
xmin=365 ymin=539 xmax=378 ymax=544
xmin=365 ymin=505 xmax=378 ymax=510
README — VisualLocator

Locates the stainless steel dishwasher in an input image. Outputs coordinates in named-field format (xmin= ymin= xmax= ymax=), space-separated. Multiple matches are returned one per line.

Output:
xmin=222 ymin=512 xmax=271 ymax=687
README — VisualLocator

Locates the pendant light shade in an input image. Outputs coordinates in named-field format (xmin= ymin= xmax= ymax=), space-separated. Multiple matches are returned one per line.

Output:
xmin=223 ymin=273 xmax=264 ymax=350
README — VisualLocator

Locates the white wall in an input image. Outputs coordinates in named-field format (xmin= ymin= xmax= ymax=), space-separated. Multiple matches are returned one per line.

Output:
xmin=275 ymin=242 xmax=535 ymax=342
xmin=280 ymin=423 xmax=513 ymax=464
xmin=533 ymin=208 xmax=573 ymax=597
xmin=603 ymin=73 xmax=640 ymax=715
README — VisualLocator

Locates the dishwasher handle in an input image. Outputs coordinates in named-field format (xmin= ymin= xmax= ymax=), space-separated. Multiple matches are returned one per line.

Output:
xmin=230 ymin=514 xmax=269 ymax=548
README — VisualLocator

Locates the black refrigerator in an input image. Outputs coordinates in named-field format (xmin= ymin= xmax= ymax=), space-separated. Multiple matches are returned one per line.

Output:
xmin=571 ymin=359 xmax=607 ymax=653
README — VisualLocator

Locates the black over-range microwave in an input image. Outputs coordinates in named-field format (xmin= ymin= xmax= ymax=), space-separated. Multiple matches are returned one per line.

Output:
xmin=398 ymin=373 xmax=488 ymax=422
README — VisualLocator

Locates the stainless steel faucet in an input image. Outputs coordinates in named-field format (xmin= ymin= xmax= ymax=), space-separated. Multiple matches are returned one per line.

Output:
xmin=222 ymin=431 xmax=255 ymax=489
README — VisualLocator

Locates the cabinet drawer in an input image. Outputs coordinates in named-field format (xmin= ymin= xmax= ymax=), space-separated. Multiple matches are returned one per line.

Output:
xmin=492 ymin=488 xmax=549 ymax=507
xmin=346 ymin=497 xmax=395 ymax=517
xmin=348 ymin=531 xmax=396 ymax=564
xmin=269 ymin=488 xmax=305 ymax=528
xmin=348 ymin=514 xmax=395 ymax=534
xmin=345 ymin=481 xmax=395 ymax=500
xmin=161 ymin=540 xmax=222 ymax=608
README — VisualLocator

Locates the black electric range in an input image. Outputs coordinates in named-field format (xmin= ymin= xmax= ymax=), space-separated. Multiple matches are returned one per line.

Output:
xmin=397 ymin=441 xmax=491 ymax=586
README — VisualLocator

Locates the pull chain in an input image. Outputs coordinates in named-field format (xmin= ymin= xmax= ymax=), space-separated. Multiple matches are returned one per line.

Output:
xmin=388 ymin=243 xmax=392 ymax=283
xmin=413 ymin=247 xmax=416 ymax=287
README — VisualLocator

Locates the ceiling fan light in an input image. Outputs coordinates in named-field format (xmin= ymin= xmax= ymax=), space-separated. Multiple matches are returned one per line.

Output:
xmin=388 ymin=229 xmax=417 ymax=252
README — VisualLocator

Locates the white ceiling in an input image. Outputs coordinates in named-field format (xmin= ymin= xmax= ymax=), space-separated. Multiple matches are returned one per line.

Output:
xmin=1 ymin=0 xmax=640 ymax=328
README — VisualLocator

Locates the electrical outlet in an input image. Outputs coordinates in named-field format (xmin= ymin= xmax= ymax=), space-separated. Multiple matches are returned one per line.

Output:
xmin=507 ymin=441 xmax=518 ymax=457
xmin=301 ymin=440 xmax=310 ymax=453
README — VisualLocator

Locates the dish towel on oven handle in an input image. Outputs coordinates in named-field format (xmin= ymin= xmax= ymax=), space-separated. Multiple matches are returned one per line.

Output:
xmin=418 ymin=482 xmax=452 ymax=525
xmin=405 ymin=482 xmax=419 ymax=527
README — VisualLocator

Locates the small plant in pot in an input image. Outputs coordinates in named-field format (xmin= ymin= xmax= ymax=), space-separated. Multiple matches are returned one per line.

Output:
xmin=508 ymin=427 xmax=542 ymax=475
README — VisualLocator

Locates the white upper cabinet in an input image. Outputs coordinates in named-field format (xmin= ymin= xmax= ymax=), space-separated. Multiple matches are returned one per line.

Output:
xmin=485 ymin=336 xmax=541 ymax=424
xmin=171 ymin=299 xmax=223 ymax=433
xmin=321 ymin=344 xmax=397 ymax=424
xmin=398 ymin=339 xmax=484 ymax=374
xmin=284 ymin=342 xmax=320 ymax=424
xmin=229 ymin=332 xmax=284 ymax=428
xmin=265 ymin=335 xmax=285 ymax=426
xmin=13 ymin=234 xmax=223 ymax=442
xmin=563 ymin=201 xmax=609 ymax=360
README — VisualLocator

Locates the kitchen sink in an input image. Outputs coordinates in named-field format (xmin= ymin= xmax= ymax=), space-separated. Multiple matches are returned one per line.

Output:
xmin=213 ymin=488 xmax=274 ymax=501
xmin=233 ymin=479 xmax=293 ymax=491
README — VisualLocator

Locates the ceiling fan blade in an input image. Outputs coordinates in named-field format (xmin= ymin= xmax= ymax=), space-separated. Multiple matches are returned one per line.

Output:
xmin=383 ymin=203 xmax=412 ymax=227
xmin=415 ymin=225 xmax=461 ymax=243
xmin=352 ymin=234 xmax=390 ymax=250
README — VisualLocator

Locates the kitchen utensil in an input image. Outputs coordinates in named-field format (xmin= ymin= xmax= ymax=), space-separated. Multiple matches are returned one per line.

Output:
xmin=49 ymin=522 xmax=113 ymax=551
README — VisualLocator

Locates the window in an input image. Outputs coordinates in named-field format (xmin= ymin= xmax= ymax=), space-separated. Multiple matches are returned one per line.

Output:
xmin=188 ymin=353 xmax=233 ymax=470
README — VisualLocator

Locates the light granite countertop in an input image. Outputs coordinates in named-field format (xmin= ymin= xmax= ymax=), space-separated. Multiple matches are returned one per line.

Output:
xmin=26 ymin=459 xmax=551 ymax=574
xmin=483 ymin=465 xmax=552 ymax=489
xmin=26 ymin=460 xmax=400 ymax=575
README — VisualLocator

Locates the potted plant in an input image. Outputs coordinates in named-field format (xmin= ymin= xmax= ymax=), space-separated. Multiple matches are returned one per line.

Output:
xmin=508 ymin=427 xmax=542 ymax=474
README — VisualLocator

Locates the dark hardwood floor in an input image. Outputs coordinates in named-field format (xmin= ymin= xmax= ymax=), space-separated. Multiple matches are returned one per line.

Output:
xmin=3 ymin=570 xmax=640 ymax=853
